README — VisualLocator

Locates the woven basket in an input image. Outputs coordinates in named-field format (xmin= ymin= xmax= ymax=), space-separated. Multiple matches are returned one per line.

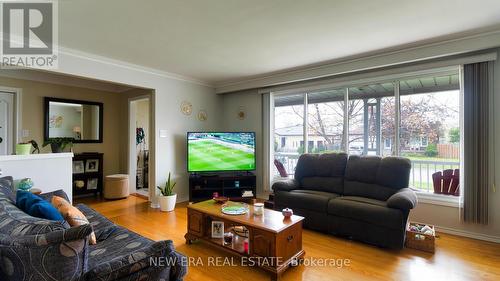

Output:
xmin=405 ymin=222 xmax=435 ymax=253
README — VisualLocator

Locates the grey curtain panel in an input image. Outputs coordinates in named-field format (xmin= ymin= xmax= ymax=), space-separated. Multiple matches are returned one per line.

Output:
xmin=463 ymin=61 xmax=494 ymax=225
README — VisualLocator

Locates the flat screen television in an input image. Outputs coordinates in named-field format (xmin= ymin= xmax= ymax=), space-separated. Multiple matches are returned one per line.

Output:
xmin=187 ymin=132 xmax=256 ymax=172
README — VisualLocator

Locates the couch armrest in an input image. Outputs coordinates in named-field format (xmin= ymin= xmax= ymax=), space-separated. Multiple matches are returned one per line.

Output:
xmin=0 ymin=224 xmax=92 ymax=281
xmin=272 ymin=179 xmax=300 ymax=192
xmin=83 ymin=240 xmax=187 ymax=281
xmin=39 ymin=189 xmax=70 ymax=202
xmin=387 ymin=188 xmax=418 ymax=211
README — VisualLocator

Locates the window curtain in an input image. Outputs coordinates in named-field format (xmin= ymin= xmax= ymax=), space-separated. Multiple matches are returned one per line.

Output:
xmin=462 ymin=61 xmax=494 ymax=224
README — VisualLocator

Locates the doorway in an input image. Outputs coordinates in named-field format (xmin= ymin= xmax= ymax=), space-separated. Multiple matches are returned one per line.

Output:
xmin=129 ymin=97 xmax=151 ymax=198
xmin=0 ymin=92 xmax=15 ymax=155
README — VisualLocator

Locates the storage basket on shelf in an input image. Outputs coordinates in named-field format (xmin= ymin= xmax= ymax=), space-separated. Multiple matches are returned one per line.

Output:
xmin=405 ymin=222 xmax=435 ymax=253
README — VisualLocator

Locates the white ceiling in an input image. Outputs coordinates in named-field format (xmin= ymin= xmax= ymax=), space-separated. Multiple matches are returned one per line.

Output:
xmin=59 ymin=0 xmax=500 ymax=85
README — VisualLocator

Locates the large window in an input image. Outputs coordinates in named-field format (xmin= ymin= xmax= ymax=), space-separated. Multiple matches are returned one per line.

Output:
xmin=273 ymin=93 xmax=305 ymax=176
xmin=271 ymin=69 xmax=461 ymax=194
xmin=348 ymin=83 xmax=395 ymax=156
xmin=399 ymin=74 xmax=460 ymax=192
xmin=307 ymin=89 xmax=345 ymax=153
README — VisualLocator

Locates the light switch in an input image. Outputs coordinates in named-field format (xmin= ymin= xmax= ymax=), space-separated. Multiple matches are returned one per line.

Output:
xmin=22 ymin=130 xmax=30 ymax=138
xmin=159 ymin=130 xmax=168 ymax=138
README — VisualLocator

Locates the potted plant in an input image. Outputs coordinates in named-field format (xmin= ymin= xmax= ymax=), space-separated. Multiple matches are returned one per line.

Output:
xmin=43 ymin=137 xmax=74 ymax=153
xmin=157 ymin=172 xmax=177 ymax=212
xmin=15 ymin=142 xmax=32 ymax=155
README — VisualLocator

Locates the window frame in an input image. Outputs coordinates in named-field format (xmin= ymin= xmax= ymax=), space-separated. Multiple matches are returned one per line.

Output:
xmin=270 ymin=67 xmax=462 ymax=206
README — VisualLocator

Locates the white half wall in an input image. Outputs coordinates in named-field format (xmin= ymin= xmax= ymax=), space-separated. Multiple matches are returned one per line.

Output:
xmin=0 ymin=153 xmax=73 ymax=203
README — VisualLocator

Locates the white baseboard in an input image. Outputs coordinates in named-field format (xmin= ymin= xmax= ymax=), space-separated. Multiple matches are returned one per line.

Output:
xmin=435 ymin=226 xmax=500 ymax=243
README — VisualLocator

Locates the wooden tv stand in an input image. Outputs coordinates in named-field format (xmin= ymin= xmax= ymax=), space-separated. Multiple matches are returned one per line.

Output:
xmin=185 ymin=200 xmax=305 ymax=280
xmin=188 ymin=173 xmax=256 ymax=203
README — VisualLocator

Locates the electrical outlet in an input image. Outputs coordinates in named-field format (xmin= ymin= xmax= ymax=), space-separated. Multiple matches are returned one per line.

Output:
xmin=21 ymin=129 xmax=29 ymax=138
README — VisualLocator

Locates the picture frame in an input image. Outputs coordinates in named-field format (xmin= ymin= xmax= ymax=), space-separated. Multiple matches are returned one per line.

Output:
xmin=211 ymin=221 xmax=224 ymax=238
xmin=87 ymin=178 xmax=98 ymax=190
xmin=86 ymin=159 xmax=99 ymax=172
xmin=72 ymin=160 xmax=85 ymax=174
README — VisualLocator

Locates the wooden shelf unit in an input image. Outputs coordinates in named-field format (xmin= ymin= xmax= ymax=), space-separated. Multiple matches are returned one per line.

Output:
xmin=72 ymin=153 xmax=103 ymax=197
xmin=189 ymin=173 xmax=256 ymax=203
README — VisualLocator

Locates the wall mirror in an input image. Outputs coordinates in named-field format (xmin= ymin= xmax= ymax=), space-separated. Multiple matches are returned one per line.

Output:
xmin=44 ymin=97 xmax=103 ymax=143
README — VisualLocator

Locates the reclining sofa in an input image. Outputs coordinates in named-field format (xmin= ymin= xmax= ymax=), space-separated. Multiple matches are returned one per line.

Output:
xmin=273 ymin=153 xmax=417 ymax=249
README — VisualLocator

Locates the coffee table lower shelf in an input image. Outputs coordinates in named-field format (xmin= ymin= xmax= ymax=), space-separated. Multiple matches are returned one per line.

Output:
xmin=185 ymin=202 xmax=305 ymax=280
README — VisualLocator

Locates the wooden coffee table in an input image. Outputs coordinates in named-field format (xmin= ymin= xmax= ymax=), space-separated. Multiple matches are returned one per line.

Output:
xmin=185 ymin=200 xmax=305 ymax=280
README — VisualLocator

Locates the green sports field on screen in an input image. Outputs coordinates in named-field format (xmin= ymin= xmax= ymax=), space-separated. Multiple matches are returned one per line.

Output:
xmin=188 ymin=132 xmax=256 ymax=172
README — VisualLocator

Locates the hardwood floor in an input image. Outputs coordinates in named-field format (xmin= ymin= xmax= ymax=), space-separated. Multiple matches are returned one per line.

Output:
xmin=76 ymin=196 xmax=500 ymax=281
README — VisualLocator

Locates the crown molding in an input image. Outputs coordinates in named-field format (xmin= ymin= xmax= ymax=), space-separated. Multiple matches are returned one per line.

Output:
xmin=0 ymin=34 xmax=215 ymax=88
xmin=215 ymin=28 xmax=500 ymax=94
xmin=58 ymin=46 xmax=214 ymax=88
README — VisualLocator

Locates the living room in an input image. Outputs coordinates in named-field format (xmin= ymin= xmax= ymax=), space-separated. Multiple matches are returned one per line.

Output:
xmin=0 ymin=1 xmax=499 ymax=281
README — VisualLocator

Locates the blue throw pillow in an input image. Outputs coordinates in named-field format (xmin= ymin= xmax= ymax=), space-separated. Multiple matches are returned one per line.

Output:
xmin=16 ymin=191 xmax=64 ymax=221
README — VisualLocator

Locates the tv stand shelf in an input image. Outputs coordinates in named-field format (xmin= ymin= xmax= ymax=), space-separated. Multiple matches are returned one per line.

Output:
xmin=189 ymin=174 xmax=256 ymax=203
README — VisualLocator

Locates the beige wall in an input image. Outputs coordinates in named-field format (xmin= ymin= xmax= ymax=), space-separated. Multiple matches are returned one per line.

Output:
xmin=0 ymin=76 xmax=128 ymax=176
xmin=221 ymin=90 xmax=263 ymax=197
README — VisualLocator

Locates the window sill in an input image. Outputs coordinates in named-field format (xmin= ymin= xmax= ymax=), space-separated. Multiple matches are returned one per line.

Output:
xmin=415 ymin=192 xmax=460 ymax=207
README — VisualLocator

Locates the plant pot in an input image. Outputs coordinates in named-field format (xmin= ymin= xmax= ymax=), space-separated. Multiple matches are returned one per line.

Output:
xmin=159 ymin=194 xmax=177 ymax=212
xmin=15 ymin=144 xmax=32 ymax=155
xmin=50 ymin=143 xmax=63 ymax=153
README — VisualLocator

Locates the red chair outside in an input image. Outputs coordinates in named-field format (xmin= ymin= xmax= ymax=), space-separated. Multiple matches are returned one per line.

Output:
xmin=274 ymin=159 xmax=288 ymax=178
xmin=432 ymin=169 xmax=459 ymax=196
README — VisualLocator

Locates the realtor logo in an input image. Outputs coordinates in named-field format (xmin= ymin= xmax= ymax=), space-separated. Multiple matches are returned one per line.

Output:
xmin=0 ymin=1 xmax=58 ymax=69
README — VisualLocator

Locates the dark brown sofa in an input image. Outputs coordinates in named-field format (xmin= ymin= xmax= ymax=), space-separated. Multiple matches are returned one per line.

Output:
xmin=273 ymin=153 xmax=417 ymax=249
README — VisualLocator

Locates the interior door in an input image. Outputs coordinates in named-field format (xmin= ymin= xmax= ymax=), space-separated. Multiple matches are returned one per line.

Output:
xmin=0 ymin=92 xmax=14 ymax=155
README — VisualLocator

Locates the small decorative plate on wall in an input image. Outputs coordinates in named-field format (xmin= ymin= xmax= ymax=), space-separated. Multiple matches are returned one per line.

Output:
xmin=198 ymin=110 xmax=208 ymax=121
xmin=237 ymin=106 xmax=245 ymax=120
xmin=180 ymin=101 xmax=192 ymax=115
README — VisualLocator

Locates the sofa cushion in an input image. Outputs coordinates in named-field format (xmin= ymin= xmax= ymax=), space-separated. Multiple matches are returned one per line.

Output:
xmin=328 ymin=197 xmax=405 ymax=230
xmin=337 ymin=196 xmax=387 ymax=207
xmin=76 ymin=203 xmax=118 ymax=241
xmin=84 ymin=240 xmax=177 ymax=281
xmin=301 ymin=177 xmax=344 ymax=193
xmin=274 ymin=189 xmax=339 ymax=212
xmin=344 ymin=180 xmax=396 ymax=201
xmin=344 ymin=156 xmax=411 ymax=200
xmin=344 ymin=155 xmax=381 ymax=183
xmin=294 ymin=153 xmax=348 ymax=193
xmin=87 ymin=226 xmax=155 ymax=269
xmin=376 ymin=157 xmax=412 ymax=189
xmin=295 ymin=153 xmax=348 ymax=179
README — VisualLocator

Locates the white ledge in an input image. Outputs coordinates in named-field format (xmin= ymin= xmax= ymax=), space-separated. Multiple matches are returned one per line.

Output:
xmin=416 ymin=192 xmax=460 ymax=207
xmin=0 ymin=153 xmax=74 ymax=161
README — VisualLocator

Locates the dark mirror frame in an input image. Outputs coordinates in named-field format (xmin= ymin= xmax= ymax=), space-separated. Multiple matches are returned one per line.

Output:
xmin=44 ymin=97 xmax=104 ymax=143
